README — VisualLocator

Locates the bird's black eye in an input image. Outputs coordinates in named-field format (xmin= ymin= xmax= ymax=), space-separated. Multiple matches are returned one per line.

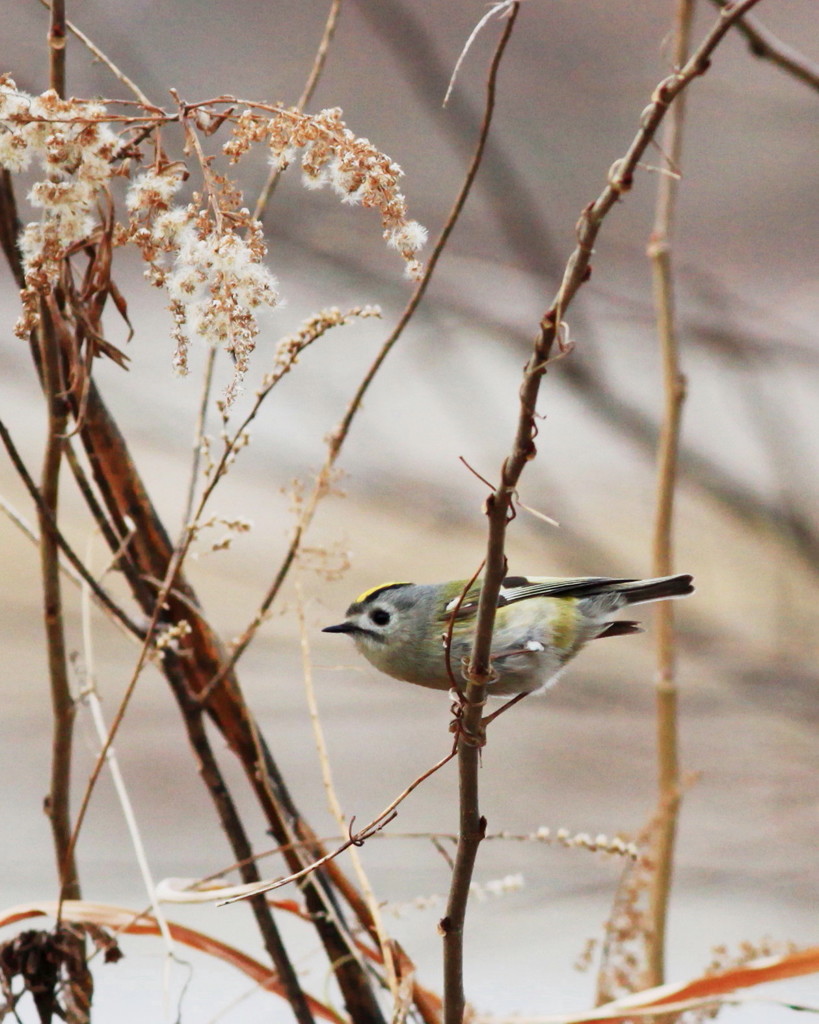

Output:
xmin=369 ymin=607 xmax=391 ymax=626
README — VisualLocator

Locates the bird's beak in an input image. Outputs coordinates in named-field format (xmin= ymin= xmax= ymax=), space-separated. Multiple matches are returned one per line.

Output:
xmin=322 ymin=622 xmax=356 ymax=634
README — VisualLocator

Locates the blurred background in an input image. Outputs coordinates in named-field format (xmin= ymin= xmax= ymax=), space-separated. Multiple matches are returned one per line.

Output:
xmin=1 ymin=1 xmax=817 ymax=1021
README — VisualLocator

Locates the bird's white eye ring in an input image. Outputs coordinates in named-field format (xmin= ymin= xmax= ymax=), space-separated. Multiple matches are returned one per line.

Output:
xmin=369 ymin=607 xmax=391 ymax=626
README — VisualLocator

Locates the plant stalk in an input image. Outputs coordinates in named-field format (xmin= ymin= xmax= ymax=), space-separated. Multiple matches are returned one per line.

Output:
xmin=645 ymin=0 xmax=694 ymax=988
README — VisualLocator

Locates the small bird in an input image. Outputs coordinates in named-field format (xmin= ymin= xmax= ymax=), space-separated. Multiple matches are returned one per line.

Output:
xmin=323 ymin=574 xmax=693 ymax=696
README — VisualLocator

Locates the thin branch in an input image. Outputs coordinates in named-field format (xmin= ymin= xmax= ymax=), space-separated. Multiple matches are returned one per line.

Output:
xmin=35 ymin=305 xmax=83 ymax=916
xmin=43 ymin=13 xmax=70 ymax=909
xmin=62 ymin=439 xmax=146 ymax=596
xmin=218 ymin=747 xmax=458 ymax=905
xmin=216 ymin=817 xmax=395 ymax=905
xmin=77 ymin=564 xmax=176 ymax=955
xmin=461 ymin=0 xmax=768 ymax=768
xmin=443 ymin=1 xmax=517 ymax=107
xmin=0 ymin=493 xmax=145 ymax=661
xmin=48 ymin=0 xmax=66 ymax=98
xmin=0 ymin=496 xmax=42 ymax=547
xmin=166 ymin=309 xmax=381 ymax=708
xmin=177 ymin=824 xmax=637 ymax=875
xmin=295 ymin=576 xmax=401 ymax=1006
xmin=709 ymin=0 xmax=819 ymax=91
xmin=254 ymin=0 xmax=342 ymax=220
xmin=443 ymin=3 xmax=765 ymax=1023
xmin=644 ymin=0 xmax=694 ymax=989
xmin=187 ymin=307 xmax=377 ymax=556
xmin=57 ymin=520 xmax=205 ymax=920
xmin=0 ymin=419 xmax=146 ymax=639
xmin=38 ymin=0 xmax=154 ymax=105
xmin=57 ymin=497 xmax=319 ymax=1024
xmin=181 ymin=344 xmax=216 ymax=531
xmin=0 ymin=170 xmax=24 ymax=289
xmin=440 ymin=9 xmax=520 ymax=1024
xmin=163 ymin=663 xmax=320 ymax=1024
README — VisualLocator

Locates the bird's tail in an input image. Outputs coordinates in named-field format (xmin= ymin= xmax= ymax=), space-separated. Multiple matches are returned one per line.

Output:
xmin=612 ymin=574 xmax=694 ymax=606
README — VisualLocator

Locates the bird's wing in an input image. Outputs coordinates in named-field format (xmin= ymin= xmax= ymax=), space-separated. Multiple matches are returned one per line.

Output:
xmin=439 ymin=580 xmax=483 ymax=622
xmin=497 ymin=576 xmax=635 ymax=604
xmin=440 ymin=575 xmax=635 ymax=621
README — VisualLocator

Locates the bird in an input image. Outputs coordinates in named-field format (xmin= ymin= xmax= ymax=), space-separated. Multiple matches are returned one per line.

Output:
xmin=323 ymin=573 xmax=694 ymax=696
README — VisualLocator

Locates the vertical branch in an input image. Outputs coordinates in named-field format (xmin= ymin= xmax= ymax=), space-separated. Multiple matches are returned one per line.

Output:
xmin=44 ymin=0 xmax=74 ymax=899
xmin=37 ymin=307 xmax=81 ymax=906
xmin=645 ymin=0 xmax=694 ymax=989
xmin=48 ymin=0 xmax=67 ymax=97
xmin=439 ymin=9 xmax=519 ymax=1024
xmin=0 ymin=170 xmax=24 ymax=288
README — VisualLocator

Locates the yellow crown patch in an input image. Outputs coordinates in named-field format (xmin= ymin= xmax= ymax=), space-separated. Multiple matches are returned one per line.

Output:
xmin=355 ymin=581 xmax=410 ymax=604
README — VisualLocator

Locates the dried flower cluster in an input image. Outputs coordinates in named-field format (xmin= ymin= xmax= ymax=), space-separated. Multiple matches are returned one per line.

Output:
xmin=153 ymin=618 xmax=193 ymax=652
xmin=187 ymin=514 xmax=253 ymax=554
xmin=261 ymin=304 xmax=381 ymax=391
xmin=385 ymin=873 xmax=525 ymax=917
xmin=224 ymin=105 xmax=428 ymax=279
xmin=526 ymin=826 xmax=638 ymax=858
xmin=0 ymin=76 xmax=425 ymax=403
xmin=595 ymin=834 xmax=658 ymax=1003
xmin=128 ymin=164 xmax=279 ymax=400
xmin=0 ymin=75 xmax=120 ymax=337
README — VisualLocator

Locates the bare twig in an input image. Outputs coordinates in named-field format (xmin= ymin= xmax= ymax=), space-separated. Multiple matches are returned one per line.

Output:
xmin=253 ymin=0 xmax=343 ymax=220
xmin=58 ymin=540 xmax=186 ymax=921
xmin=443 ymin=560 xmax=485 ymax=690
xmin=43 ymin=0 xmax=72 ymax=910
xmin=219 ymin=747 xmax=457 ymax=905
xmin=33 ymin=307 xmax=83 ymax=918
xmin=295 ymin=576 xmax=402 ymax=1006
xmin=49 ymin=369 xmax=368 ymax=1023
xmin=216 ymin=816 xmax=396 ymax=905
xmin=181 ymin=345 xmax=216 ymax=531
xmin=443 ymin=1 xmax=517 ymax=107
xmin=38 ymin=0 xmax=154 ymax=105
xmin=709 ymin=0 xmax=819 ymax=91
xmin=164 ymin=667 xmax=318 ymax=1023
xmin=190 ymin=306 xmax=377 ymax=552
xmin=443 ymin=3 xmax=765 ymax=1023
xmin=77 ymin=556 xmax=175 ymax=955
xmin=48 ymin=0 xmax=66 ymax=98
xmin=56 ymin=489 xmax=320 ymax=1022
xmin=644 ymin=0 xmax=694 ymax=989
xmin=0 ymin=170 xmax=24 ymax=289
xmin=63 ymin=442 xmax=133 ymax=578
xmin=0 ymin=420 xmax=145 ymax=639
